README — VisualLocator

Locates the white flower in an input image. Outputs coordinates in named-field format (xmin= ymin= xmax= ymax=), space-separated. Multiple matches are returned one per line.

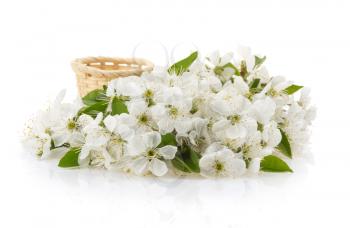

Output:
xmin=206 ymin=51 xmax=235 ymax=82
xmin=235 ymin=46 xmax=255 ymax=72
xmin=199 ymin=146 xmax=246 ymax=177
xmin=249 ymin=97 xmax=276 ymax=125
xmin=25 ymin=124 xmax=52 ymax=158
xmin=153 ymin=96 xmax=193 ymax=134
xmin=126 ymin=131 xmax=177 ymax=176
xmin=24 ymin=48 xmax=315 ymax=178
xmin=255 ymin=76 xmax=291 ymax=105
xmin=24 ymin=90 xmax=69 ymax=157
xmin=103 ymin=114 xmax=135 ymax=161
xmin=262 ymin=121 xmax=282 ymax=149
xmin=233 ymin=76 xmax=250 ymax=97
xmin=72 ymin=113 xmax=112 ymax=168
xmin=126 ymin=100 xmax=156 ymax=132
xmin=106 ymin=76 xmax=144 ymax=98
xmin=79 ymin=132 xmax=111 ymax=168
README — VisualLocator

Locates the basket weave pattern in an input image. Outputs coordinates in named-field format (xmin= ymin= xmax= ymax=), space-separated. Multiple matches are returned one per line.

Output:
xmin=71 ymin=57 xmax=154 ymax=96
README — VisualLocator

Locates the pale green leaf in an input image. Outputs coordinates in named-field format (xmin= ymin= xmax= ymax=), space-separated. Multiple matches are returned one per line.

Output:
xmin=111 ymin=97 xmax=128 ymax=115
xmin=58 ymin=147 xmax=81 ymax=168
xmin=260 ymin=155 xmax=293 ymax=173
xmin=78 ymin=101 xmax=109 ymax=117
xmin=254 ymin=55 xmax=266 ymax=69
xmin=82 ymin=89 xmax=107 ymax=106
xmin=158 ymin=133 xmax=177 ymax=148
xmin=277 ymin=129 xmax=292 ymax=158
xmin=283 ymin=85 xmax=303 ymax=95
xmin=168 ymin=51 xmax=198 ymax=75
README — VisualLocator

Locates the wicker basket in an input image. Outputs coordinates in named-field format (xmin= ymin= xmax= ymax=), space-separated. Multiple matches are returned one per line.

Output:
xmin=71 ymin=56 xmax=154 ymax=96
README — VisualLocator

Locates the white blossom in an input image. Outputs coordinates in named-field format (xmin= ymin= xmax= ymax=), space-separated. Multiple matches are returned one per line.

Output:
xmin=24 ymin=48 xmax=315 ymax=178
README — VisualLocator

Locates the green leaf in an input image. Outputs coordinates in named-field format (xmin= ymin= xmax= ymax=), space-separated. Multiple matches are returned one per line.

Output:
xmin=171 ymin=145 xmax=201 ymax=173
xmin=168 ymin=51 xmax=198 ymax=75
xmin=277 ymin=129 xmax=292 ymax=158
xmin=260 ymin=155 xmax=293 ymax=173
xmin=82 ymin=89 xmax=107 ymax=106
xmin=158 ymin=133 xmax=177 ymax=148
xmin=283 ymin=85 xmax=303 ymax=95
xmin=58 ymin=147 xmax=81 ymax=168
xmin=254 ymin=55 xmax=266 ymax=69
xmin=171 ymin=156 xmax=193 ymax=173
xmin=111 ymin=97 xmax=128 ymax=115
xmin=250 ymin=78 xmax=260 ymax=89
xmin=79 ymin=101 xmax=109 ymax=117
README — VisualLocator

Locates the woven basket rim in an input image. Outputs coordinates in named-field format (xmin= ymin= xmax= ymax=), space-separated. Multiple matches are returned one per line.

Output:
xmin=71 ymin=56 xmax=154 ymax=78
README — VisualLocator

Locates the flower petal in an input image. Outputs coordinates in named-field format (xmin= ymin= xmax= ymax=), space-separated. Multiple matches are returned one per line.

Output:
xmin=79 ymin=144 xmax=90 ymax=160
xmin=131 ymin=157 xmax=149 ymax=175
xmin=149 ymin=158 xmax=168 ymax=176
xmin=229 ymin=158 xmax=247 ymax=177
xmin=158 ymin=145 xmax=177 ymax=159
xmin=103 ymin=115 xmax=116 ymax=133
xmin=248 ymin=158 xmax=261 ymax=174
xmin=143 ymin=131 xmax=161 ymax=149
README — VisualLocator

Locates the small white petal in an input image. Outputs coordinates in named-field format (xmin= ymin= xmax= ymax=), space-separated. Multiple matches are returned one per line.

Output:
xmin=248 ymin=158 xmax=261 ymax=174
xmin=229 ymin=158 xmax=247 ymax=177
xmin=174 ymin=118 xmax=192 ymax=134
xmin=103 ymin=115 xmax=116 ymax=133
xmin=250 ymin=97 xmax=276 ymax=124
xmin=149 ymin=158 xmax=168 ymax=176
xmin=79 ymin=144 xmax=90 ymax=160
xmin=51 ymin=133 xmax=69 ymax=147
xmin=157 ymin=118 xmax=175 ymax=134
xmin=205 ymin=142 xmax=224 ymax=154
xmin=143 ymin=131 xmax=161 ymax=149
xmin=158 ymin=146 xmax=177 ymax=159
xmin=131 ymin=157 xmax=149 ymax=175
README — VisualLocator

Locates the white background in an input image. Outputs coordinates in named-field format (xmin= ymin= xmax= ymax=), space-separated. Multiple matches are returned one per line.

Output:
xmin=0 ymin=0 xmax=349 ymax=227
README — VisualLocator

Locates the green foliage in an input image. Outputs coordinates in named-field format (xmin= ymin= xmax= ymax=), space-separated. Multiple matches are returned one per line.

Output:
xmin=254 ymin=55 xmax=266 ymax=69
xmin=277 ymin=129 xmax=292 ymax=158
xmin=58 ymin=147 xmax=81 ymax=168
xmin=250 ymin=78 xmax=261 ymax=90
xmin=283 ymin=84 xmax=303 ymax=95
xmin=111 ymin=97 xmax=128 ymax=115
xmin=82 ymin=89 xmax=108 ymax=106
xmin=168 ymin=51 xmax=198 ymax=75
xmin=260 ymin=155 xmax=293 ymax=173
xmin=78 ymin=101 xmax=109 ymax=118
xmin=171 ymin=145 xmax=201 ymax=173
xmin=158 ymin=133 xmax=177 ymax=148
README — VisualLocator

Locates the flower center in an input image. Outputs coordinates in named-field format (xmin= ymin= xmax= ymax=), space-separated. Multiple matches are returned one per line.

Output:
xmin=214 ymin=161 xmax=224 ymax=172
xmin=143 ymin=89 xmax=154 ymax=99
xmin=138 ymin=113 xmax=149 ymax=124
xmin=241 ymin=144 xmax=250 ymax=155
xmin=229 ymin=115 xmax=241 ymax=124
xmin=169 ymin=106 xmax=179 ymax=118
xmin=67 ymin=119 xmax=76 ymax=131
xmin=146 ymin=150 xmax=156 ymax=158
xmin=267 ymin=89 xmax=278 ymax=97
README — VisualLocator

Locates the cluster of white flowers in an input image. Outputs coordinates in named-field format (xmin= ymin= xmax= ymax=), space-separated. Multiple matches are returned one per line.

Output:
xmin=24 ymin=47 xmax=316 ymax=178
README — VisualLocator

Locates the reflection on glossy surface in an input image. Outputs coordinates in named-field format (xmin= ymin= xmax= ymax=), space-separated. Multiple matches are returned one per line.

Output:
xmin=17 ymin=146 xmax=314 ymax=227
